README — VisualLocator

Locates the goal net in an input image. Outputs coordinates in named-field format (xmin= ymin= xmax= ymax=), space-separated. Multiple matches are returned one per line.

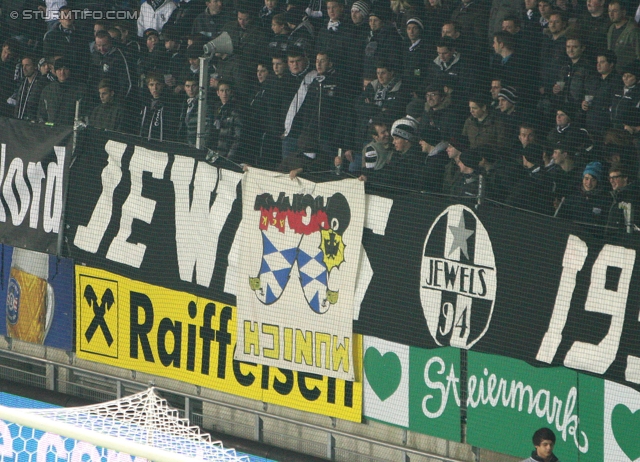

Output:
xmin=0 ymin=387 xmax=249 ymax=462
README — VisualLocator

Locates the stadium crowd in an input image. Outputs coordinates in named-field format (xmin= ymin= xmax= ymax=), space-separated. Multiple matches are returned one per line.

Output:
xmin=0 ymin=0 xmax=639 ymax=231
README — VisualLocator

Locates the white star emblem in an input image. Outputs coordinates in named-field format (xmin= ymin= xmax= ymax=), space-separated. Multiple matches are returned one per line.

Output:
xmin=448 ymin=214 xmax=474 ymax=259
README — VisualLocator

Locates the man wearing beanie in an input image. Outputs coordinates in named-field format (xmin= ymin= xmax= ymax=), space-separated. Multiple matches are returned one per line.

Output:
xmin=366 ymin=117 xmax=425 ymax=191
xmin=611 ymin=59 xmax=640 ymax=136
xmin=546 ymin=107 xmax=593 ymax=156
xmin=402 ymin=17 xmax=428 ymax=94
xmin=557 ymin=161 xmax=610 ymax=226
xmin=548 ymin=139 xmax=583 ymax=205
xmin=351 ymin=1 xmax=372 ymax=46
xmin=351 ymin=1 xmax=370 ymax=26
xmin=496 ymin=86 xmax=523 ymax=141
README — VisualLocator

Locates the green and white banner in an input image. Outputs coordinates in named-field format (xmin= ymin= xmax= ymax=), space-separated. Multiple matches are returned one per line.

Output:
xmin=363 ymin=337 xmax=640 ymax=461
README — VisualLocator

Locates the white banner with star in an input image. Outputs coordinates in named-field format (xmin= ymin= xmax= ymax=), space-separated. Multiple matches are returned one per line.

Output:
xmin=234 ymin=168 xmax=365 ymax=381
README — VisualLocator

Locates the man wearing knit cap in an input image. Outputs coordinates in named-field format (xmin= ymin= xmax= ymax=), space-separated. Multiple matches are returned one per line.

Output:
xmin=366 ymin=117 xmax=425 ymax=191
xmin=546 ymin=106 xmax=593 ymax=156
xmin=557 ymin=161 xmax=610 ymax=226
xmin=351 ymin=1 xmax=370 ymax=25
xmin=496 ymin=85 xmax=523 ymax=141
xmin=548 ymin=139 xmax=583 ymax=204
xmin=611 ymin=59 xmax=640 ymax=136
xmin=362 ymin=6 xmax=403 ymax=80
xmin=403 ymin=17 xmax=428 ymax=93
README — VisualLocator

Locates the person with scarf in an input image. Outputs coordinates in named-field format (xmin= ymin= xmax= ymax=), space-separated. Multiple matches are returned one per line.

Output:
xmin=138 ymin=72 xmax=180 ymax=141
xmin=315 ymin=0 xmax=359 ymax=93
xmin=361 ymin=6 xmax=403 ymax=84
xmin=402 ymin=17 xmax=428 ymax=95
xmin=42 ymin=6 xmax=90 ymax=80
xmin=176 ymin=76 xmax=209 ymax=146
xmin=14 ymin=55 xmax=48 ymax=121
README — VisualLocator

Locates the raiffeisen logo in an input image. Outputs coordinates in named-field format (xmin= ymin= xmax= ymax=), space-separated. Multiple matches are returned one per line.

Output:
xmin=420 ymin=204 xmax=497 ymax=349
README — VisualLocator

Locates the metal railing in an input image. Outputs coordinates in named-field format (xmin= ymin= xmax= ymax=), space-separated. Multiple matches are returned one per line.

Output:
xmin=0 ymin=347 xmax=468 ymax=462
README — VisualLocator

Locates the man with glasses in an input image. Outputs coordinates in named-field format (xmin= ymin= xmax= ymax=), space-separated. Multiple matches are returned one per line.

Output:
xmin=606 ymin=165 xmax=640 ymax=232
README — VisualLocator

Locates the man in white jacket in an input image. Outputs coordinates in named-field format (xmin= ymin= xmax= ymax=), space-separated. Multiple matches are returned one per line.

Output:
xmin=137 ymin=0 xmax=178 ymax=37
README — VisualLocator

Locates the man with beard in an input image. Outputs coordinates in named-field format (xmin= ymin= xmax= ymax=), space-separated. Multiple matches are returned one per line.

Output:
xmin=14 ymin=55 xmax=48 ymax=121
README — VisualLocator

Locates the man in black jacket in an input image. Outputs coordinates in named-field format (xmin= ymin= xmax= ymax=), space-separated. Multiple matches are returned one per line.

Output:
xmin=138 ymin=72 xmax=180 ymax=141
xmin=14 ymin=55 xmax=48 ymax=121
xmin=38 ymin=58 xmax=87 ymax=126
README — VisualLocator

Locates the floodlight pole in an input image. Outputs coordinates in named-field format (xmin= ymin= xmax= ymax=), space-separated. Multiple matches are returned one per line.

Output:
xmin=196 ymin=56 xmax=211 ymax=150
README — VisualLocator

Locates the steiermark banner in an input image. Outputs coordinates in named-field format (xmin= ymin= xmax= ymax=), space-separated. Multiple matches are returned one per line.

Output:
xmin=363 ymin=336 xmax=460 ymax=442
xmin=364 ymin=342 xmax=640 ymax=461
xmin=467 ymin=351 xmax=602 ymax=461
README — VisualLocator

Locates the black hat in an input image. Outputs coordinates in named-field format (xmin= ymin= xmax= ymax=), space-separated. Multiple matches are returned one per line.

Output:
xmin=284 ymin=8 xmax=304 ymax=25
xmin=425 ymin=84 xmax=443 ymax=95
xmin=458 ymin=148 xmax=483 ymax=170
xmin=161 ymin=27 xmax=180 ymax=42
xmin=553 ymin=139 xmax=575 ymax=154
xmin=369 ymin=5 xmax=391 ymax=21
xmin=54 ymin=57 xmax=71 ymax=70
xmin=406 ymin=99 xmax=424 ymax=119
xmin=143 ymin=28 xmax=160 ymax=38
xmin=622 ymin=59 xmax=640 ymax=77
xmin=555 ymin=104 xmax=574 ymax=121
xmin=406 ymin=17 xmax=424 ymax=30
xmin=448 ymin=136 xmax=470 ymax=153
xmin=186 ymin=46 xmax=202 ymax=59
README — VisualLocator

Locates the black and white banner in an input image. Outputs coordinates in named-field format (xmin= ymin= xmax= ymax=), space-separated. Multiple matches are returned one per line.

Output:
xmin=65 ymin=131 xmax=640 ymax=391
xmin=65 ymin=129 xmax=244 ymax=304
xmin=0 ymin=117 xmax=72 ymax=254
xmin=354 ymin=193 xmax=640 ymax=392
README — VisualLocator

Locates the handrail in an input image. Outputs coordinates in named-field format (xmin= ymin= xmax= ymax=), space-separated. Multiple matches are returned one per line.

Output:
xmin=0 ymin=348 xmax=466 ymax=462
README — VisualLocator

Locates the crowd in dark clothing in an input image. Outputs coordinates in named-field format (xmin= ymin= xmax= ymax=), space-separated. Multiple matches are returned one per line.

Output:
xmin=1 ymin=0 xmax=640 ymax=233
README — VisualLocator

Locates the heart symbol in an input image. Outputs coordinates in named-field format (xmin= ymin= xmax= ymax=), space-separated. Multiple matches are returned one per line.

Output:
xmin=612 ymin=404 xmax=640 ymax=461
xmin=364 ymin=347 xmax=402 ymax=401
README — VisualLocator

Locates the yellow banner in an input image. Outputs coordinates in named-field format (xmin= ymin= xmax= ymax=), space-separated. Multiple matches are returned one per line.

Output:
xmin=75 ymin=266 xmax=362 ymax=421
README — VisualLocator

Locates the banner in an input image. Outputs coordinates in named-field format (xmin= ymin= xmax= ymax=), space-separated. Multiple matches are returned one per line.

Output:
xmin=65 ymin=129 xmax=243 ymax=305
xmin=466 ymin=351 xmax=602 ymax=461
xmin=354 ymin=194 xmax=640 ymax=392
xmin=363 ymin=337 xmax=460 ymax=442
xmin=0 ymin=246 xmax=73 ymax=350
xmin=235 ymin=169 xmax=365 ymax=381
xmin=75 ymin=265 xmax=362 ymax=422
xmin=0 ymin=118 xmax=72 ymax=254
